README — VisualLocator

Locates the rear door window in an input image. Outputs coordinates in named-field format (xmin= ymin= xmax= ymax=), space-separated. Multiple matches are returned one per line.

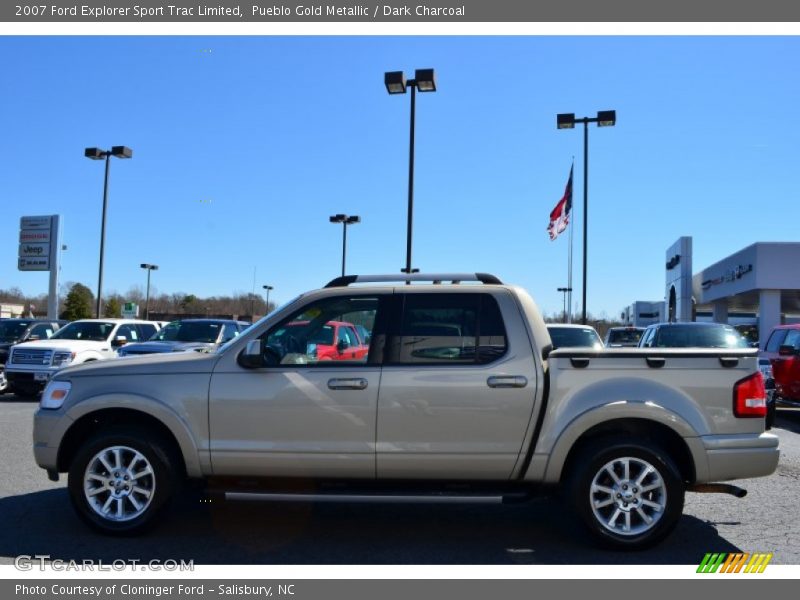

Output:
xmin=387 ymin=293 xmax=507 ymax=365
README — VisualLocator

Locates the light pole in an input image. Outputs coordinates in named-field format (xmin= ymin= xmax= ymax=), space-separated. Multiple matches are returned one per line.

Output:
xmin=140 ymin=263 xmax=158 ymax=320
xmin=556 ymin=111 xmax=616 ymax=325
xmin=384 ymin=68 xmax=436 ymax=276
xmin=329 ymin=214 xmax=360 ymax=276
xmin=262 ymin=284 xmax=273 ymax=313
xmin=85 ymin=146 xmax=133 ymax=318
xmin=557 ymin=286 xmax=573 ymax=323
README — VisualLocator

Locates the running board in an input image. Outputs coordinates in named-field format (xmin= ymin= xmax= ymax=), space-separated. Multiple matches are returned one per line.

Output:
xmin=224 ymin=492 xmax=505 ymax=504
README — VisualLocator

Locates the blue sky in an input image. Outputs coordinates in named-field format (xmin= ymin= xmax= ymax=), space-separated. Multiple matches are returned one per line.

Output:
xmin=1 ymin=36 xmax=798 ymax=317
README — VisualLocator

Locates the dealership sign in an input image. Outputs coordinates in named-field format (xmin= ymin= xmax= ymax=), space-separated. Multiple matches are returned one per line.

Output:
xmin=18 ymin=215 xmax=58 ymax=272
xmin=18 ymin=257 xmax=50 ymax=271
xmin=19 ymin=243 xmax=50 ymax=257
xmin=701 ymin=263 xmax=754 ymax=290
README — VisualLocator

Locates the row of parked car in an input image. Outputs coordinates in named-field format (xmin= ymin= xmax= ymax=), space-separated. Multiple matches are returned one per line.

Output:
xmin=0 ymin=317 xmax=251 ymax=396
xmin=547 ymin=321 xmax=800 ymax=428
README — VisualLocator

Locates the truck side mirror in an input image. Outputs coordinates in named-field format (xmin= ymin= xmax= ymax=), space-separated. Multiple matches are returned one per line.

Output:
xmin=778 ymin=344 xmax=799 ymax=357
xmin=337 ymin=339 xmax=349 ymax=352
xmin=238 ymin=340 xmax=264 ymax=368
xmin=112 ymin=336 xmax=127 ymax=347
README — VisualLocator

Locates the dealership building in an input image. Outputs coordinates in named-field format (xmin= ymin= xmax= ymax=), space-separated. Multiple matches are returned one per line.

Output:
xmin=624 ymin=237 xmax=800 ymax=349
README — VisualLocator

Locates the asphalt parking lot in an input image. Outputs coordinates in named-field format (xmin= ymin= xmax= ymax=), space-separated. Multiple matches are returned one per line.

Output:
xmin=1 ymin=395 xmax=798 ymax=565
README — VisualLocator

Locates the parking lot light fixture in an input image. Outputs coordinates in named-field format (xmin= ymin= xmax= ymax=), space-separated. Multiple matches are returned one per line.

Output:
xmin=555 ymin=109 xmax=616 ymax=325
xmin=330 ymin=214 xmax=360 ymax=277
xmin=556 ymin=113 xmax=576 ymax=129
xmin=384 ymin=71 xmax=407 ymax=94
xmin=384 ymin=67 xmax=437 ymax=279
xmin=140 ymin=263 xmax=158 ymax=320
xmin=414 ymin=69 xmax=436 ymax=92
xmin=85 ymin=145 xmax=133 ymax=318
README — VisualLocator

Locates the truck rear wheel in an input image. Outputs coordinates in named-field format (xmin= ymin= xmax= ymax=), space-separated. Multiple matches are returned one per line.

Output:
xmin=567 ymin=438 xmax=684 ymax=550
xmin=67 ymin=427 xmax=179 ymax=535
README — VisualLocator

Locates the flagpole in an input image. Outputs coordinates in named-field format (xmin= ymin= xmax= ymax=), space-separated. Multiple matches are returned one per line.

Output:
xmin=567 ymin=158 xmax=574 ymax=323
xmin=567 ymin=191 xmax=574 ymax=322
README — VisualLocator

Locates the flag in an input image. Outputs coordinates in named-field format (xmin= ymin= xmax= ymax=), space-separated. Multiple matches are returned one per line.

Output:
xmin=547 ymin=165 xmax=573 ymax=241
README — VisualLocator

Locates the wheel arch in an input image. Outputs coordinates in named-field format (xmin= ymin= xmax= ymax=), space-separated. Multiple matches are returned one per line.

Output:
xmin=57 ymin=406 xmax=198 ymax=478
xmin=557 ymin=417 xmax=697 ymax=486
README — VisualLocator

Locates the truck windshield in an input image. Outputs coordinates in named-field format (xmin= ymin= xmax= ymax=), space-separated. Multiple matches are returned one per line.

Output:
xmin=656 ymin=325 xmax=749 ymax=348
xmin=151 ymin=321 xmax=221 ymax=343
xmin=49 ymin=322 xmax=115 ymax=342
xmin=548 ymin=327 xmax=603 ymax=350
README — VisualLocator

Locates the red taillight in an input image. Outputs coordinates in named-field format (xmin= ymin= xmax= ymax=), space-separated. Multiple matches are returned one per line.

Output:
xmin=733 ymin=371 xmax=767 ymax=418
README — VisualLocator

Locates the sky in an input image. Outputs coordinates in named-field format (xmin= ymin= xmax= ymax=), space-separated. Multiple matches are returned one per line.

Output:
xmin=1 ymin=36 xmax=798 ymax=318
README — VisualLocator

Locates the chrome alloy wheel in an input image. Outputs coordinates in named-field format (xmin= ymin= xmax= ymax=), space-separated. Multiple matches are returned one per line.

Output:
xmin=83 ymin=446 xmax=156 ymax=522
xmin=589 ymin=456 xmax=667 ymax=536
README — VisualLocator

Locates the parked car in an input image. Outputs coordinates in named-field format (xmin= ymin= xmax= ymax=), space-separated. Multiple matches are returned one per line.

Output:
xmin=117 ymin=319 xmax=249 ymax=357
xmin=546 ymin=324 xmax=603 ymax=350
xmin=33 ymin=272 xmax=777 ymax=549
xmin=762 ymin=324 xmax=800 ymax=409
xmin=0 ymin=318 xmax=68 ymax=393
xmin=638 ymin=322 xmax=750 ymax=349
xmin=604 ymin=326 xmax=645 ymax=348
xmin=266 ymin=319 xmax=370 ymax=363
xmin=5 ymin=319 xmax=161 ymax=396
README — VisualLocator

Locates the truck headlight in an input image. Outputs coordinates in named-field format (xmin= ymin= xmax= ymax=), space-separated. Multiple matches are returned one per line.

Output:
xmin=52 ymin=351 xmax=75 ymax=367
xmin=40 ymin=380 xmax=71 ymax=410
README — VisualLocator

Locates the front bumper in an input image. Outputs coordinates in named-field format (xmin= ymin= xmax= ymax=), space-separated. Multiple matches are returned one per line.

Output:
xmin=5 ymin=370 xmax=50 ymax=391
xmin=701 ymin=432 xmax=780 ymax=482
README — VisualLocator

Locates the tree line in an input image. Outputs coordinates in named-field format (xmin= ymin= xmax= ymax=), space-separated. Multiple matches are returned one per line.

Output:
xmin=0 ymin=283 xmax=275 ymax=321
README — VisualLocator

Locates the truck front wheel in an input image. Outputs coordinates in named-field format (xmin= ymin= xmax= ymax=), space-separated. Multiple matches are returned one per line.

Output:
xmin=567 ymin=439 xmax=684 ymax=550
xmin=67 ymin=427 xmax=179 ymax=535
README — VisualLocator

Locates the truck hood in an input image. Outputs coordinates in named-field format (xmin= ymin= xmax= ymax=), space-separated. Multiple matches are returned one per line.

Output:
xmin=56 ymin=350 xmax=218 ymax=378
xmin=12 ymin=339 xmax=111 ymax=353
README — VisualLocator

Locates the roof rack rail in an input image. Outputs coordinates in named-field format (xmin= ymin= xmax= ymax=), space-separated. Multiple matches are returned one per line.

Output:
xmin=324 ymin=273 xmax=503 ymax=288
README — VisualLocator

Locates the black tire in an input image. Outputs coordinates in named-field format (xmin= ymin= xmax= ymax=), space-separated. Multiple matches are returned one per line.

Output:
xmin=566 ymin=438 xmax=684 ymax=550
xmin=67 ymin=426 xmax=180 ymax=535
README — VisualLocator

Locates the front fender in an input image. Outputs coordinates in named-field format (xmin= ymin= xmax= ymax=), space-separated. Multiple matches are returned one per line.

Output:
xmin=63 ymin=393 xmax=204 ymax=478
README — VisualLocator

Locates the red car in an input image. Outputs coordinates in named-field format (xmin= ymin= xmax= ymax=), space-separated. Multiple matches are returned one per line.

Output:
xmin=278 ymin=320 xmax=369 ymax=361
xmin=763 ymin=324 xmax=800 ymax=407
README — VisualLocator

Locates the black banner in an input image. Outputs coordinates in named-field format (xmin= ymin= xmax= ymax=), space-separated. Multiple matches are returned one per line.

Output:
xmin=3 ymin=0 xmax=800 ymax=22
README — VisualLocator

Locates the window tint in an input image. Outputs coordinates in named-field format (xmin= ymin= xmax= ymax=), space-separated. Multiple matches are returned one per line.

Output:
xmin=28 ymin=323 xmax=54 ymax=339
xmin=51 ymin=321 xmax=115 ymax=341
xmin=606 ymin=329 xmax=644 ymax=345
xmin=766 ymin=329 xmax=789 ymax=352
xmin=260 ymin=296 xmax=381 ymax=366
xmin=221 ymin=323 xmax=238 ymax=343
xmin=654 ymin=325 xmax=747 ymax=348
xmin=784 ymin=330 xmax=800 ymax=350
xmin=548 ymin=327 xmax=602 ymax=350
xmin=137 ymin=324 xmax=157 ymax=340
xmin=387 ymin=293 xmax=507 ymax=365
xmin=116 ymin=324 xmax=139 ymax=342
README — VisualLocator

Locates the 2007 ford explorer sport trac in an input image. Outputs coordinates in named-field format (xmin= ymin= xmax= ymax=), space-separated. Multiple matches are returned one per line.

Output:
xmin=32 ymin=273 xmax=779 ymax=548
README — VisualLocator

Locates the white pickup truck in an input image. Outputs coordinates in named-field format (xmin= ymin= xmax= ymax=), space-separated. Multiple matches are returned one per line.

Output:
xmin=32 ymin=274 xmax=779 ymax=548
xmin=6 ymin=319 xmax=160 ymax=396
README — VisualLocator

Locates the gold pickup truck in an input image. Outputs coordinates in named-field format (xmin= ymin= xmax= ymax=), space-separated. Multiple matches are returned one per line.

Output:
xmin=32 ymin=273 xmax=779 ymax=549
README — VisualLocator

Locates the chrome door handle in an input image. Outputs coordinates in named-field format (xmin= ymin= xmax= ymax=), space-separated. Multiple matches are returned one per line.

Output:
xmin=487 ymin=375 xmax=528 ymax=388
xmin=327 ymin=378 xmax=368 ymax=390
